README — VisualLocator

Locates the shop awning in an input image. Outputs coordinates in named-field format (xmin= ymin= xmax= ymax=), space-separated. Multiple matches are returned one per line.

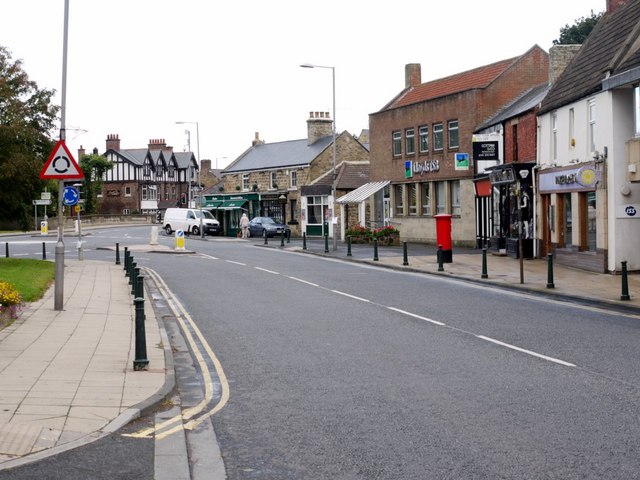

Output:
xmin=336 ymin=181 xmax=389 ymax=204
xmin=218 ymin=200 xmax=248 ymax=210
xmin=204 ymin=201 xmax=222 ymax=209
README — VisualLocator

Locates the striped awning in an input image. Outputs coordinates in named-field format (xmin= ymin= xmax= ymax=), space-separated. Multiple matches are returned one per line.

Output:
xmin=336 ymin=181 xmax=390 ymax=204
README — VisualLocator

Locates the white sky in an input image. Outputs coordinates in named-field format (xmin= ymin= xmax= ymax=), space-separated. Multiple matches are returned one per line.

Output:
xmin=2 ymin=0 xmax=605 ymax=169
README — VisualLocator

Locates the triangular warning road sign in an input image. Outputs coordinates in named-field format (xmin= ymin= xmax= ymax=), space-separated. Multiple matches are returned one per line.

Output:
xmin=40 ymin=140 xmax=84 ymax=180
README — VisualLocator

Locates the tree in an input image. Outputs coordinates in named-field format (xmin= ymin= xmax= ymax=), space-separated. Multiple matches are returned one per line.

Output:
xmin=0 ymin=46 xmax=59 ymax=229
xmin=79 ymin=152 xmax=112 ymax=215
xmin=553 ymin=10 xmax=603 ymax=45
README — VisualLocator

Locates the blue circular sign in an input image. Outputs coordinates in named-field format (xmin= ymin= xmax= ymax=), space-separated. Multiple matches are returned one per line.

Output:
xmin=63 ymin=186 xmax=79 ymax=206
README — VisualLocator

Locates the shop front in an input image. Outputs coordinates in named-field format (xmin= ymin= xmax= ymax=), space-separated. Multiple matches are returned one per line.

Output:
xmin=538 ymin=162 xmax=604 ymax=272
xmin=203 ymin=193 xmax=259 ymax=237
xmin=486 ymin=162 xmax=535 ymax=259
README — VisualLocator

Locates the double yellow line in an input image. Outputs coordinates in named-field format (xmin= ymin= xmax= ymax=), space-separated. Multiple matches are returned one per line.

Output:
xmin=126 ymin=267 xmax=230 ymax=440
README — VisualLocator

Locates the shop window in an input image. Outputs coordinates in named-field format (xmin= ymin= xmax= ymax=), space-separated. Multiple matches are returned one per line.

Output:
xmin=435 ymin=181 xmax=446 ymax=214
xmin=451 ymin=180 xmax=460 ymax=216
xmin=408 ymin=183 xmax=417 ymax=215
xmin=306 ymin=196 xmax=327 ymax=225
xmin=421 ymin=183 xmax=431 ymax=216
xmin=394 ymin=184 xmax=404 ymax=216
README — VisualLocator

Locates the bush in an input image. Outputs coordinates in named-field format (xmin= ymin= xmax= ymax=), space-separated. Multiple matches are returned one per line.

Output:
xmin=345 ymin=225 xmax=371 ymax=237
xmin=372 ymin=225 xmax=400 ymax=238
xmin=0 ymin=281 xmax=23 ymax=320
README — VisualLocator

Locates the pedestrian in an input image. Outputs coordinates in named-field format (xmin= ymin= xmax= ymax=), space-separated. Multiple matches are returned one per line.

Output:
xmin=239 ymin=213 xmax=249 ymax=239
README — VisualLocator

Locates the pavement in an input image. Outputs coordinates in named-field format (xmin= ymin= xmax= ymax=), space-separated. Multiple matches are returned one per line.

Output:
xmin=0 ymin=234 xmax=639 ymax=472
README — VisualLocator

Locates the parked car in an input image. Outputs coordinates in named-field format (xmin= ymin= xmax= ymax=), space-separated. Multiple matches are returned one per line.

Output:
xmin=248 ymin=216 xmax=291 ymax=238
xmin=163 ymin=208 xmax=221 ymax=236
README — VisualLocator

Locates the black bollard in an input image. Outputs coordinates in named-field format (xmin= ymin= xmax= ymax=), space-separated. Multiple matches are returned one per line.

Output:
xmin=133 ymin=297 xmax=149 ymax=371
xmin=280 ymin=230 xmax=285 ymax=247
xmin=129 ymin=262 xmax=136 ymax=286
xmin=264 ymin=231 xmax=268 ymax=245
xmin=123 ymin=247 xmax=129 ymax=272
xmin=373 ymin=238 xmax=379 ymax=261
xmin=115 ymin=242 xmax=121 ymax=265
xmin=132 ymin=267 xmax=139 ymax=295
xmin=347 ymin=236 xmax=352 ymax=257
xmin=5 ymin=242 xmax=8 ymax=258
xmin=42 ymin=242 xmax=47 ymax=260
xmin=620 ymin=261 xmax=631 ymax=301
xmin=546 ymin=253 xmax=555 ymax=289
xmin=481 ymin=248 xmax=488 ymax=279
xmin=287 ymin=229 xmax=291 ymax=244
xmin=324 ymin=232 xmax=329 ymax=254
xmin=437 ymin=245 xmax=444 ymax=272
xmin=303 ymin=232 xmax=307 ymax=250
xmin=403 ymin=241 xmax=409 ymax=266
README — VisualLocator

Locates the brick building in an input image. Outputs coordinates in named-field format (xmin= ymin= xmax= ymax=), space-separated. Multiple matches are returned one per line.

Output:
xmin=369 ymin=46 xmax=549 ymax=246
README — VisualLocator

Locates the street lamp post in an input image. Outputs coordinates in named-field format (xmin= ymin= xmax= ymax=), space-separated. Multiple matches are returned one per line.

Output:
xmin=176 ymin=121 xmax=203 ymax=238
xmin=300 ymin=63 xmax=338 ymax=251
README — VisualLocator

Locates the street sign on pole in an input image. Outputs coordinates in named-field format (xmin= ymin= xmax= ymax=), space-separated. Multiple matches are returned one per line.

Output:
xmin=39 ymin=139 xmax=84 ymax=180
xmin=32 ymin=199 xmax=52 ymax=206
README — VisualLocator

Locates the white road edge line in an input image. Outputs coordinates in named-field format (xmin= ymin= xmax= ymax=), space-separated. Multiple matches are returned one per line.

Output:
xmin=255 ymin=267 xmax=279 ymax=274
xmin=331 ymin=290 xmax=370 ymax=302
xmin=477 ymin=335 xmax=576 ymax=367
xmin=289 ymin=277 xmax=319 ymax=287
xmin=226 ymin=260 xmax=246 ymax=266
xmin=387 ymin=307 xmax=446 ymax=326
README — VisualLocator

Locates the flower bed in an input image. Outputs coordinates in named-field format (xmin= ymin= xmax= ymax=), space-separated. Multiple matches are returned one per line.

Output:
xmin=0 ymin=281 xmax=23 ymax=326
xmin=346 ymin=225 xmax=400 ymax=245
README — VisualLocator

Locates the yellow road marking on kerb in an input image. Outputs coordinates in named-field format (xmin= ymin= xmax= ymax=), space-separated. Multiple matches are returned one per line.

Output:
xmin=125 ymin=268 xmax=230 ymax=439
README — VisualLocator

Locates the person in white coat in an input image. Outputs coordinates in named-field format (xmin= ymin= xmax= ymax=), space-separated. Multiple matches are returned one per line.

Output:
xmin=239 ymin=213 xmax=250 ymax=238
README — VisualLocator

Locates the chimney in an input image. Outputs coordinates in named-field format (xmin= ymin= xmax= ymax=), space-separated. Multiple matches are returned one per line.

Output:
xmin=77 ymin=145 xmax=85 ymax=160
xmin=106 ymin=133 xmax=121 ymax=151
xmin=607 ymin=0 xmax=627 ymax=13
xmin=405 ymin=63 xmax=422 ymax=88
xmin=201 ymin=159 xmax=212 ymax=171
xmin=307 ymin=111 xmax=333 ymax=145
xmin=252 ymin=132 xmax=265 ymax=146
xmin=548 ymin=44 xmax=581 ymax=85
xmin=148 ymin=138 xmax=167 ymax=150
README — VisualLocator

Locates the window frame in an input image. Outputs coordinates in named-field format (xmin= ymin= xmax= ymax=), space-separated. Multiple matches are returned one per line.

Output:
xmin=405 ymin=128 xmax=415 ymax=156
xmin=392 ymin=131 xmax=402 ymax=156
xmin=290 ymin=170 xmax=297 ymax=188
xmin=408 ymin=183 xmax=417 ymax=216
xmin=448 ymin=120 xmax=459 ymax=149
xmin=242 ymin=174 xmax=250 ymax=191
xmin=394 ymin=184 xmax=404 ymax=216
xmin=436 ymin=181 xmax=446 ymax=214
xmin=421 ymin=182 xmax=431 ymax=216
xmin=419 ymin=125 xmax=429 ymax=153
xmin=451 ymin=180 xmax=460 ymax=216
xmin=433 ymin=123 xmax=444 ymax=151
xmin=588 ymin=98 xmax=596 ymax=154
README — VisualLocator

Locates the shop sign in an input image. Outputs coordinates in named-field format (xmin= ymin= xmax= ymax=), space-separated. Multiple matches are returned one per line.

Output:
xmin=405 ymin=159 xmax=440 ymax=178
xmin=472 ymin=134 xmax=501 ymax=161
xmin=539 ymin=164 xmax=600 ymax=193
xmin=617 ymin=204 xmax=639 ymax=219
xmin=454 ymin=153 xmax=470 ymax=171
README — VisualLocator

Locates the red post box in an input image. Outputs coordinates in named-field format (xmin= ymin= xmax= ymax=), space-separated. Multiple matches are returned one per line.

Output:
xmin=434 ymin=214 xmax=453 ymax=263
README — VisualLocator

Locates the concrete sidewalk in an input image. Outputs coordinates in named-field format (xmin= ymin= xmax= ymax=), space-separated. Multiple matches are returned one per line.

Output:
xmin=0 ymin=260 xmax=167 ymax=468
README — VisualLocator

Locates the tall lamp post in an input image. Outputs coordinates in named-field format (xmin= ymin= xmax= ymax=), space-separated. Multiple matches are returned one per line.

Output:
xmin=300 ymin=63 xmax=337 ymax=251
xmin=176 ymin=121 xmax=203 ymax=238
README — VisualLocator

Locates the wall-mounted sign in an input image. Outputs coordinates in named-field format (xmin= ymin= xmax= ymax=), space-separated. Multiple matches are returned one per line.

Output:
xmin=539 ymin=163 xmax=600 ymax=193
xmin=454 ymin=153 xmax=470 ymax=171
xmin=405 ymin=160 xmax=440 ymax=177
xmin=472 ymin=134 xmax=501 ymax=161
xmin=617 ymin=204 xmax=639 ymax=218
xmin=488 ymin=168 xmax=515 ymax=185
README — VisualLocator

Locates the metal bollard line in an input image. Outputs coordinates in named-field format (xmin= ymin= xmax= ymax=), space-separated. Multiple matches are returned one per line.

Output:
xmin=620 ymin=260 xmax=631 ymax=301
xmin=546 ymin=253 xmax=555 ymax=289
xmin=402 ymin=241 xmax=409 ymax=266
xmin=280 ymin=230 xmax=285 ymax=247
xmin=5 ymin=242 xmax=8 ymax=258
xmin=347 ymin=236 xmax=352 ymax=257
xmin=481 ymin=248 xmax=488 ymax=279
xmin=115 ymin=242 xmax=121 ymax=265
xmin=42 ymin=242 xmax=47 ymax=260
xmin=133 ymin=296 xmax=149 ymax=370
xmin=303 ymin=232 xmax=307 ymax=250
xmin=264 ymin=231 xmax=268 ymax=245
xmin=373 ymin=238 xmax=379 ymax=261
xmin=437 ymin=245 xmax=444 ymax=272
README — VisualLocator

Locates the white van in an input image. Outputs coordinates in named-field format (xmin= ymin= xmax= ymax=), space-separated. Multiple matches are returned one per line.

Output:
xmin=163 ymin=208 xmax=221 ymax=236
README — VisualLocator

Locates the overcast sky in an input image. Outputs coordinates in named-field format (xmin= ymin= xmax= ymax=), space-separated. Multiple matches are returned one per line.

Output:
xmin=3 ymin=0 xmax=604 ymax=169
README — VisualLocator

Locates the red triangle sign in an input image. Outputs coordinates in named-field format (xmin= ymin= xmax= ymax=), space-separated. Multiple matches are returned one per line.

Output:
xmin=40 ymin=140 xmax=84 ymax=180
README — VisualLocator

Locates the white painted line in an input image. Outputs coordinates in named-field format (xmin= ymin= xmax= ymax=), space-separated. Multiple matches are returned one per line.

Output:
xmin=387 ymin=307 xmax=446 ymax=326
xmin=331 ymin=290 xmax=370 ymax=303
xmin=477 ymin=335 xmax=576 ymax=367
xmin=200 ymin=253 xmax=219 ymax=260
xmin=289 ymin=277 xmax=319 ymax=287
xmin=255 ymin=267 xmax=279 ymax=275
xmin=225 ymin=260 xmax=246 ymax=266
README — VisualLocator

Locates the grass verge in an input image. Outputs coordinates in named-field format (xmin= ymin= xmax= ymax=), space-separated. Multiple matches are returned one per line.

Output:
xmin=0 ymin=258 xmax=55 ymax=302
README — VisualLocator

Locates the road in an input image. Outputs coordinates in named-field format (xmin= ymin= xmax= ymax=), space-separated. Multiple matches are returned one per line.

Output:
xmin=2 ymin=226 xmax=640 ymax=479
